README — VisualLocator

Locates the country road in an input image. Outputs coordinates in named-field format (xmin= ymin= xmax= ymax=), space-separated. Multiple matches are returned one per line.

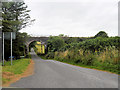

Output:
xmin=10 ymin=49 xmax=118 ymax=88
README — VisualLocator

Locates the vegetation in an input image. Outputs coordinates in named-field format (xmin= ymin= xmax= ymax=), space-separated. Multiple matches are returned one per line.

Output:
xmin=36 ymin=32 xmax=120 ymax=74
xmin=2 ymin=2 xmax=35 ymax=60
xmin=2 ymin=59 xmax=31 ymax=74
xmin=0 ymin=65 xmax=1 ymax=86
xmin=47 ymin=36 xmax=65 ymax=52
xmin=2 ymin=58 xmax=31 ymax=84
xmin=94 ymin=31 xmax=108 ymax=38
xmin=59 ymin=37 xmax=120 ymax=52
xmin=1 ymin=1 xmax=34 ymax=85
xmin=2 ymin=2 xmax=35 ymax=32
xmin=53 ymin=46 xmax=119 ymax=73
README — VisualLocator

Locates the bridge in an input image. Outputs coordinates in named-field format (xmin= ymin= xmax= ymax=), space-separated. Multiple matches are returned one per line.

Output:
xmin=25 ymin=37 xmax=49 ymax=52
xmin=25 ymin=36 xmax=71 ymax=53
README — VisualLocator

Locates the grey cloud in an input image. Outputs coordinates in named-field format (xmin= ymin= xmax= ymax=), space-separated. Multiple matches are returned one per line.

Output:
xmin=21 ymin=0 xmax=118 ymax=37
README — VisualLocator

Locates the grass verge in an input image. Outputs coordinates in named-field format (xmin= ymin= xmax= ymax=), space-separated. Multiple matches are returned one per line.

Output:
xmin=0 ymin=64 xmax=2 ymax=87
xmin=2 ymin=58 xmax=34 ymax=87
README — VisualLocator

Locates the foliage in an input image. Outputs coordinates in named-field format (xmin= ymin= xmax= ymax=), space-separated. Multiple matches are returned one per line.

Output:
xmin=2 ymin=2 xmax=34 ymax=60
xmin=64 ymin=37 xmax=87 ymax=44
xmin=4 ymin=32 xmax=29 ymax=60
xmin=45 ymin=47 xmax=119 ymax=74
xmin=47 ymin=36 xmax=65 ymax=52
xmin=77 ymin=37 xmax=119 ymax=52
xmin=25 ymin=52 xmax=31 ymax=58
xmin=45 ymin=52 xmax=55 ymax=59
xmin=42 ymin=31 xmax=120 ymax=74
xmin=58 ymin=34 xmax=64 ymax=37
xmin=94 ymin=31 xmax=108 ymax=38
xmin=2 ymin=2 xmax=35 ymax=32
xmin=59 ymin=37 xmax=120 ymax=52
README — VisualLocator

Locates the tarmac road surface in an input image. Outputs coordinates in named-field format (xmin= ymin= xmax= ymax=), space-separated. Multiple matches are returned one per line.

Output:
xmin=10 ymin=49 xmax=118 ymax=88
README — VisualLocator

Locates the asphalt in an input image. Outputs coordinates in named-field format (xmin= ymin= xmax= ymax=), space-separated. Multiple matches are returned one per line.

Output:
xmin=10 ymin=49 xmax=118 ymax=88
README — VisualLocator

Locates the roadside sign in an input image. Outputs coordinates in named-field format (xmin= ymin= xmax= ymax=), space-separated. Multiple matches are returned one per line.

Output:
xmin=2 ymin=32 xmax=16 ymax=66
xmin=4 ymin=32 xmax=16 ymax=40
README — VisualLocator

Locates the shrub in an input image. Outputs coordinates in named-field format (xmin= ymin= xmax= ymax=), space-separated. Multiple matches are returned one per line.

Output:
xmin=47 ymin=36 xmax=65 ymax=52
xmin=25 ymin=53 xmax=31 ymax=58
xmin=94 ymin=31 xmax=108 ymax=38
xmin=45 ymin=52 xmax=55 ymax=59
xmin=44 ymin=33 xmax=120 ymax=74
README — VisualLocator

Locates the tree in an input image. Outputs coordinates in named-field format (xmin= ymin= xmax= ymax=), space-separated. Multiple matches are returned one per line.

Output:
xmin=94 ymin=31 xmax=108 ymax=38
xmin=2 ymin=2 xmax=35 ymax=60
xmin=59 ymin=34 xmax=64 ymax=37
xmin=47 ymin=36 xmax=65 ymax=52
xmin=12 ymin=32 xmax=29 ymax=59
xmin=2 ymin=2 xmax=35 ymax=32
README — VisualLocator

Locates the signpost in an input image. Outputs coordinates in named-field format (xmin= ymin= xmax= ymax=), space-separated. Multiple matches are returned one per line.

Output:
xmin=11 ymin=32 xmax=13 ymax=65
xmin=2 ymin=32 xmax=4 ymax=65
xmin=2 ymin=32 xmax=16 ymax=65
xmin=0 ymin=31 xmax=2 ymax=63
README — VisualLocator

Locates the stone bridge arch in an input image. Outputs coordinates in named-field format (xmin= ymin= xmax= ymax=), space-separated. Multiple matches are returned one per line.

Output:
xmin=25 ymin=36 xmax=69 ymax=53
xmin=25 ymin=37 xmax=49 ymax=53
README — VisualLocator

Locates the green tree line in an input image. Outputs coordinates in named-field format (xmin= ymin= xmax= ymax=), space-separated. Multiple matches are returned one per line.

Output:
xmin=2 ymin=2 xmax=34 ymax=60
xmin=40 ymin=31 xmax=120 ymax=74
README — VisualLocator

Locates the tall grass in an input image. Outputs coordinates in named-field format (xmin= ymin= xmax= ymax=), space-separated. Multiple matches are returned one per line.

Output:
xmin=45 ymin=46 xmax=119 ymax=74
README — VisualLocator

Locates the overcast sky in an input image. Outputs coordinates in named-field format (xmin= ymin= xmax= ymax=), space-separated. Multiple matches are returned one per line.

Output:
xmin=20 ymin=0 xmax=119 ymax=37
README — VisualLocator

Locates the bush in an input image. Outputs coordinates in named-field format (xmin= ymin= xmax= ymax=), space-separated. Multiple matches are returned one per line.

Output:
xmin=43 ymin=32 xmax=120 ymax=74
xmin=81 ymin=54 xmax=96 ymax=65
xmin=25 ymin=53 xmax=31 ymax=58
xmin=94 ymin=31 xmax=108 ymax=38
xmin=47 ymin=36 xmax=65 ymax=52
xmin=46 ymin=46 xmax=119 ymax=73
xmin=45 ymin=52 xmax=55 ymax=59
